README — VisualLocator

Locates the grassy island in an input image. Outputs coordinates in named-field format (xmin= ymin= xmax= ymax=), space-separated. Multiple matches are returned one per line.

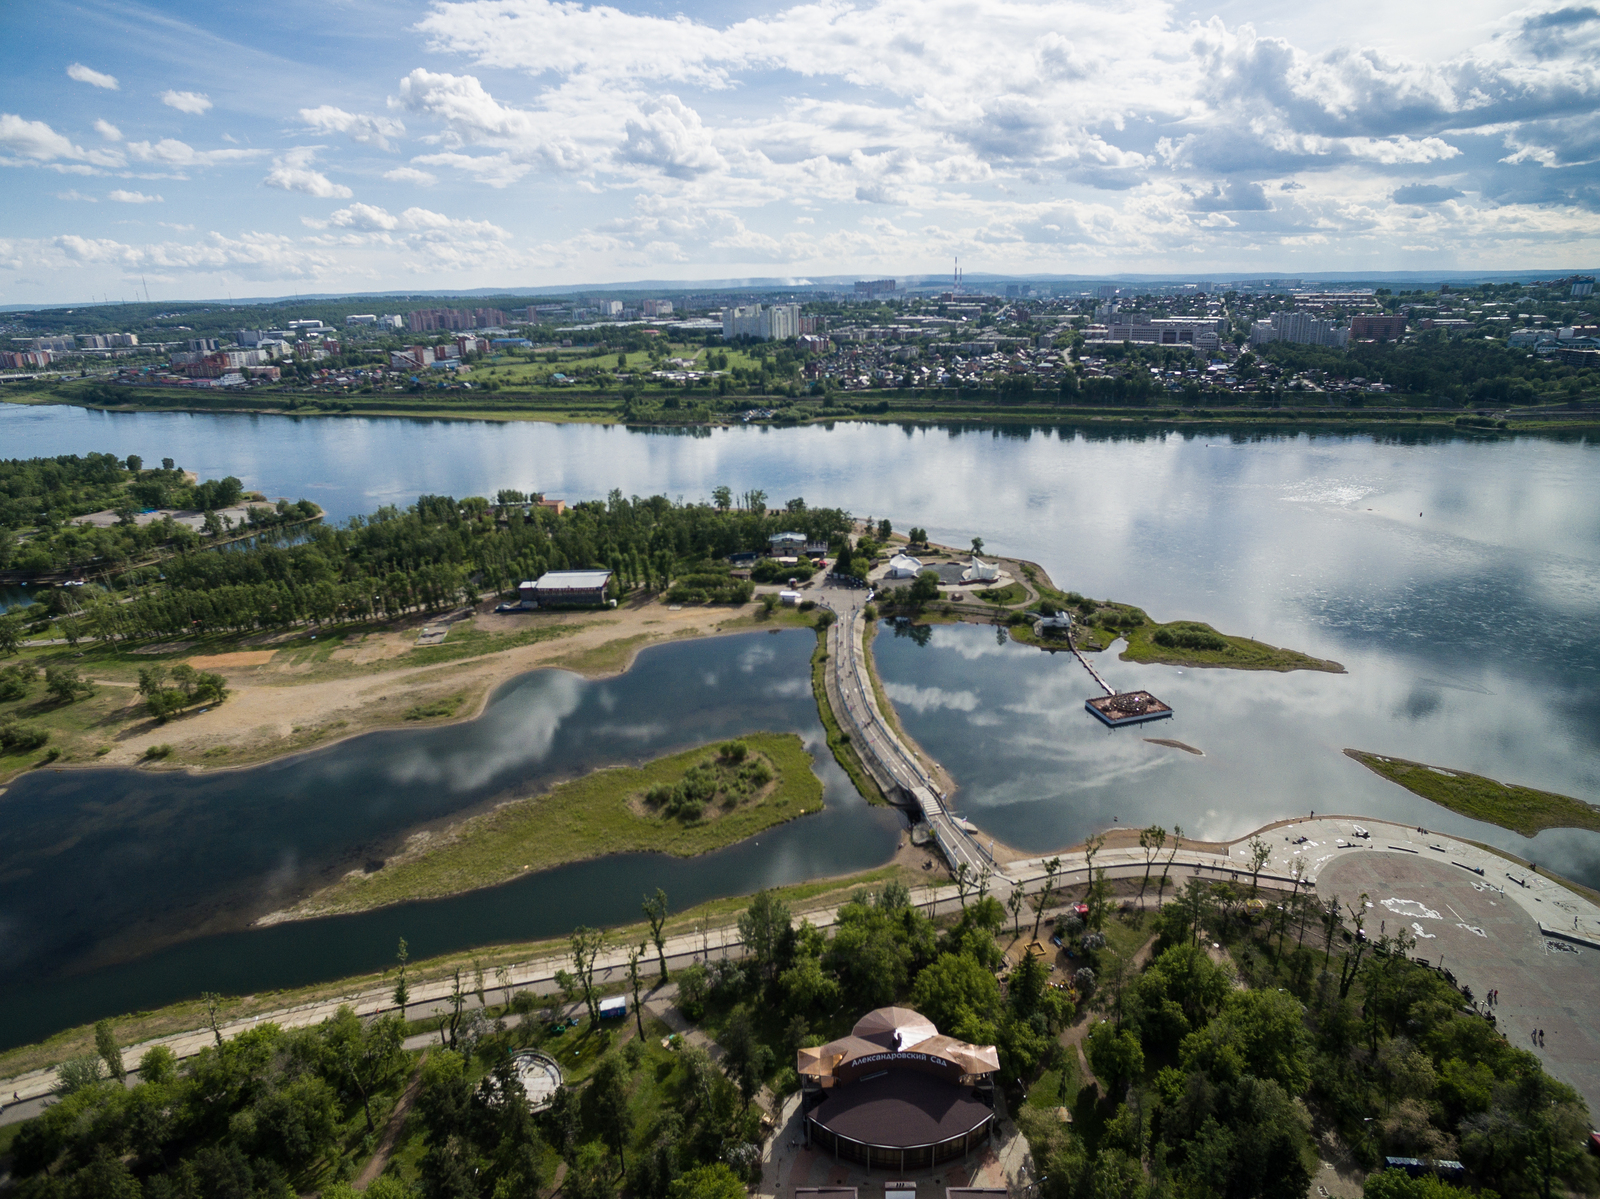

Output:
xmin=1345 ymin=748 xmax=1600 ymax=835
xmin=266 ymin=732 xmax=823 ymax=921
xmin=986 ymin=577 xmax=1343 ymax=673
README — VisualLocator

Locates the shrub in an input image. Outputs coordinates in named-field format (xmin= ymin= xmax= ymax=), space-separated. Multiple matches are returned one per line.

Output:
xmin=142 ymin=743 xmax=174 ymax=760
xmin=0 ymin=663 xmax=36 ymax=701
xmin=44 ymin=664 xmax=93 ymax=704
xmin=1152 ymin=624 xmax=1228 ymax=651
xmin=0 ymin=717 xmax=50 ymax=753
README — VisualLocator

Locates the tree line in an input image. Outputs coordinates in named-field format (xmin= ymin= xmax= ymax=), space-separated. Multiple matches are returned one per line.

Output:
xmin=4 ymin=488 xmax=852 ymax=643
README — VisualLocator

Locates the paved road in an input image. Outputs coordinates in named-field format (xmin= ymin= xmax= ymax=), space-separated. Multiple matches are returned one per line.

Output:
xmin=812 ymin=579 xmax=991 ymax=877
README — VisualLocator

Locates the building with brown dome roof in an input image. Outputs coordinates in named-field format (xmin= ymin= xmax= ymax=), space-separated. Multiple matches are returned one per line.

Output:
xmin=797 ymin=1006 xmax=999 ymax=1171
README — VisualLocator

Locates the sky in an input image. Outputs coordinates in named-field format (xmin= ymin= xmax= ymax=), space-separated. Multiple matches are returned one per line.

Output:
xmin=1 ymin=0 xmax=1598 ymax=305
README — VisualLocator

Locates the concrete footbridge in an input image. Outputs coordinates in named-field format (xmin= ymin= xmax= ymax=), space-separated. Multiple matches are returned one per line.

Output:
xmin=813 ymin=582 xmax=992 ymax=877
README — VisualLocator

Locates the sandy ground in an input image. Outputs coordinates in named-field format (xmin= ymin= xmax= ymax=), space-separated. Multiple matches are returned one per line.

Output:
xmin=94 ymin=596 xmax=793 ymax=770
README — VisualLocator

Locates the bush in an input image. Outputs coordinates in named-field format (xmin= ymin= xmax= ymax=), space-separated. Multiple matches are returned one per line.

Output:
xmin=0 ymin=663 xmax=36 ymax=701
xmin=44 ymin=664 xmax=93 ymax=704
xmin=142 ymin=743 xmax=174 ymax=760
xmin=1152 ymin=624 xmax=1228 ymax=651
xmin=0 ymin=718 xmax=50 ymax=753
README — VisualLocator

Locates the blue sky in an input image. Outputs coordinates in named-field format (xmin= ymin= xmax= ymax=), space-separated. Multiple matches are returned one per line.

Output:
xmin=2 ymin=0 xmax=1598 ymax=304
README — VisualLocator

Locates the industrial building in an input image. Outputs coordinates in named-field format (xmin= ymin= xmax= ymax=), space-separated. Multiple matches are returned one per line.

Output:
xmin=517 ymin=569 xmax=613 ymax=608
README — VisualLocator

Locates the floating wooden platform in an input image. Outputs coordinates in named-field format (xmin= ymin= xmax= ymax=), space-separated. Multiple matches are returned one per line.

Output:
xmin=1085 ymin=691 xmax=1173 ymax=727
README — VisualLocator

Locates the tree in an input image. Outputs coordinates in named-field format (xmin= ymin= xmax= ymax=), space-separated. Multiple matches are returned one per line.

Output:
xmin=45 ymin=664 xmax=93 ymax=704
xmin=93 ymin=1019 xmax=125 ymax=1082
xmin=571 ymin=926 xmax=606 ymax=1025
xmin=911 ymin=953 xmax=1000 ymax=1040
xmin=393 ymin=936 xmax=410 ymax=1014
xmin=910 ymin=569 xmax=940 ymax=604
xmin=627 ymin=942 xmax=647 ymax=1039
xmin=0 ymin=617 xmax=19 ymax=657
xmin=1031 ymin=856 xmax=1063 ymax=939
xmin=643 ymin=887 xmax=670 ymax=982
xmin=1157 ymin=824 xmax=1184 ymax=907
xmin=971 ymin=536 xmax=985 ymax=555
xmin=669 ymin=1163 xmax=747 ymax=1199
xmin=326 ymin=1006 xmax=405 ymax=1133
xmin=591 ymin=1053 xmax=634 ymax=1169
xmin=737 ymin=888 xmax=791 ymax=984
xmin=908 ymin=527 xmax=927 ymax=545
xmin=1138 ymin=824 xmax=1166 ymax=900
xmin=1086 ymin=1020 xmax=1145 ymax=1098
xmin=1006 ymin=885 xmax=1025 ymax=939
xmin=712 ymin=486 xmax=732 ymax=511
xmin=1247 ymin=834 xmax=1272 ymax=897
xmin=201 ymin=991 xmax=225 ymax=1047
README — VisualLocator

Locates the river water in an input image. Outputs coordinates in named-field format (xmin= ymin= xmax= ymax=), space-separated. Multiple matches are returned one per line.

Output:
xmin=1 ymin=403 xmax=1597 ymax=1045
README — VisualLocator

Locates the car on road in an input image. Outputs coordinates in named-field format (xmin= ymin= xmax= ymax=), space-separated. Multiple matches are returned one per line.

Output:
xmin=494 ymin=602 xmax=522 ymax=613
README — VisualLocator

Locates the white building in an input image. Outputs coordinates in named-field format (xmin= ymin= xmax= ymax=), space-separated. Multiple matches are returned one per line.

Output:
xmin=963 ymin=556 xmax=1000 ymax=582
xmin=722 ymin=303 xmax=801 ymax=342
xmin=885 ymin=552 xmax=923 ymax=579
xmin=643 ymin=299 xmax=674 ymax=317
xmin=604 ymin=300 xmax=624 ymax=316
xmin=1250 ymin=311 xmax=1349 ymax=349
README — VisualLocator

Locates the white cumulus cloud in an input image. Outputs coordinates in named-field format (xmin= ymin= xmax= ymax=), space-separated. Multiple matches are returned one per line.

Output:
xmin=93 ymin=119 xmax=122 ymax=142
xmin=160 ymin=90 xmax=213 ymax=115
xmin=0 ymin=113 xmax=124 ymax=169
xmin=67 ymin=63 xmax=118 ymax=90
xmin=109 ymin=189 xmax=162 ymax=203
xmin=383 ymin=166 xmax=436 ymax=185
xmin=262 ymin=146 xmax=353 ymax=197
xmin=126 ymin=138 xmax=264 ymax=168
xmin=299 ymin=105 xmax=405 ymax=151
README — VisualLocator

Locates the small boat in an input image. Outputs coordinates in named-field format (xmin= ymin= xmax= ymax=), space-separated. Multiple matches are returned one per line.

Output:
xmin=1352 ymin=825 xmax=1371 ymax=839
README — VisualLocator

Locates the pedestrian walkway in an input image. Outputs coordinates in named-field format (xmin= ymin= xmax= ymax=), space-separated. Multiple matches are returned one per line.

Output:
xmin=7 ymin=814 xmax=1597 ymax=1125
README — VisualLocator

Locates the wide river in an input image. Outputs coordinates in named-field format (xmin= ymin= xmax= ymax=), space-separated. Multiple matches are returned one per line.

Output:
xmin=1 ymin=403 xmax=1597 ymax=1048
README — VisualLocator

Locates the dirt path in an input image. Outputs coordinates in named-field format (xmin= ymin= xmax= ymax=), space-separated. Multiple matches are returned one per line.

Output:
xmin=1054 ymin=927 xmax=1160 ymax=1093
xmin=352 ymin=1052 xmax=427 ymax=1191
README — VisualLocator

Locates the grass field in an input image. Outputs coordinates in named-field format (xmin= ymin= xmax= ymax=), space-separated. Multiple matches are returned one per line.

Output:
xmin=281 ymin=732 xmax=825 ymax=919
xmin=1345 ymin=749 xmax=1600 ymax=836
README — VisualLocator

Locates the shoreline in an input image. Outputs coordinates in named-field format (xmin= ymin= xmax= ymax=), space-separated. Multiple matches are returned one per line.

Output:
xmin=8 ymin=389 xmax=1600 ymax=434
xmin=6 ymin=811 xmax=1596 ymax=1105
xmin=254 ymin=731 xmax=827 ymax=925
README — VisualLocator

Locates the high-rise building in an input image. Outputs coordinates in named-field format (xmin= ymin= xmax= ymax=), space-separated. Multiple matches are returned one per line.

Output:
xmin=642 ymin=299 xmax=674 ymax=317
xmin=1250 ymin=312 xmax=1348 ymax=348
xmin=721 ymin=303 xmax=800 ymax=341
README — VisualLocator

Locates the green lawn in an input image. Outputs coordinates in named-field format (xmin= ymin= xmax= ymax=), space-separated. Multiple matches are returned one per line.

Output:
xmin=283 ymin=733 xmax=826 ymax=918
xmin=1345 ymin=748 xmax=1600 ymax=835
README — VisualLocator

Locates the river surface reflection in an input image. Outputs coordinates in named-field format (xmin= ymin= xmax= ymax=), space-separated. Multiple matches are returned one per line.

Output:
xmin=872 ymin=620 xmax=1600 ymax=886
xmin=0 ymin=630 xmax=900 ymax=1048
xmin=1 ymin=404 xmax=1597 ymax=1041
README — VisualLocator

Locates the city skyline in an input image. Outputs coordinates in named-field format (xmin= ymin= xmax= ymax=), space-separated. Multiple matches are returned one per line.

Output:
xmin=2 ymin=0 xmax=1599 ymax=305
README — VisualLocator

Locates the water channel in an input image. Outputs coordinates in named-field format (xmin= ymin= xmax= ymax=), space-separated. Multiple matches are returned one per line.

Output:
xmin=1 ymin=403 xmax=1597 ymax=1046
